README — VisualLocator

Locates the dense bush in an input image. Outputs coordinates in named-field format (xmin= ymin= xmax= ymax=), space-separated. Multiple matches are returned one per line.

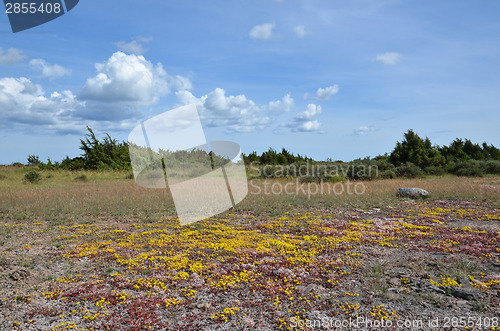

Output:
xmin=379 ymin=169 xmax=397 ymax=179
xmin=395 ymin=162 xmax=424 ymax=178
xmin=450 ymin=160 xmax=500 ymax=177
xmin=24 ymin=170 xmax=42 ymax=184
xmin=452 ymin=160 xmax=484 ymax=177
xmin=484 ymin=160 xmax=500 ymax=174
xmin=424 ymin=166 xmax=446 ymax=176
xmin=244 ymin=148 xmax=312 ymax=165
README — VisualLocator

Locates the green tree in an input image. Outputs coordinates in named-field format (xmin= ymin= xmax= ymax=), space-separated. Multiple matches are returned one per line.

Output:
xmin=27 ymin=155 xmax=41 ymax=166
xmin=389 ymin=130 xmax=443 ymax=168
xmin=79 ymin=127 xmax=131 ymax=170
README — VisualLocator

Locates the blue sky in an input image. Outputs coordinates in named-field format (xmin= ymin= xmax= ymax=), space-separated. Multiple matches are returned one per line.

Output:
xmin=1 ymin=0 xmax=499 ymax=164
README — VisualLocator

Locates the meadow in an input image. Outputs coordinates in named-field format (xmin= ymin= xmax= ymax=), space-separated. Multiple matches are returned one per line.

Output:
xmin=0 ymin=166 xmax=499 ymax=330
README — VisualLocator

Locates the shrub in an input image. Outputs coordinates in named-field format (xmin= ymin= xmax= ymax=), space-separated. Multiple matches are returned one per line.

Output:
xmin=0 ymin=174 xmax=7 ymax=180
xmin=483 ymin=160 xmax=500 ymax=175
xmin=379 ymin=170 xmax=397 ymax=179
xmin=24 ymin=170 xmax=42 ymax=184
xmin=395 ymin=162 xmax=424 ymax=178
xmin=424 ymin=166 xmax=445 ymax=176
xmin=452 ymin=160 xmax=484 ymax=177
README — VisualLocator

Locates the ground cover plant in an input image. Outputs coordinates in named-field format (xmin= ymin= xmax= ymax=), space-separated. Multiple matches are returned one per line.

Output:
xmin=0 ymin=167 xmax=499 ymax=330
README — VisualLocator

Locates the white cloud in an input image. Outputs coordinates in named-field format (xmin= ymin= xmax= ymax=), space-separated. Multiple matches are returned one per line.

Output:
xmin=0 ymin=48 xmax=27 ymax=65
xmin=354 ymin=126 xmax=375 ymax=136
xmin=77 ymin=52 xmax=191 ymax=120
xmin=0 ymin=77 xmax=81 ymax=128
xmin=176 ymin=88 xmax=269 ymax=133
xmin=115 ymin=36 xmax=153 ymax=55
xmin=249 ymin=23 xmax=275 ymax=40
xmin=268 ymin=93 xmax=294 ymax=115
xmin=293 ymin=25 xmax=308 ymax=38
xmin=286 ymin=104 xmax=323 ymax=132
xmin=0 ymin=51 xmax=194 ymax=132
xmin=30 ymin=59 xmax=71 ymax=80
xmin=375 ymin=52 xmax=402 ymax=65
xmin=80 ymin=52 xmax=190 ymax=106
xmin=296 ymin=104 xmax=322 ymax=120
xmin=295 ymin=120 xmax=321 ymax=132
xmin=315 ymin=85 xmax=339 ymax=100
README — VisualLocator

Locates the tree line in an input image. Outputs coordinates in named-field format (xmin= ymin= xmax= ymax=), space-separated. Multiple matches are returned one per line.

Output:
xmin=25 ymin=128 xmax=500 ymax=178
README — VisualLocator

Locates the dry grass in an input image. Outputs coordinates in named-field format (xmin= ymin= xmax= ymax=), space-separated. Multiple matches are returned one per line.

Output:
xmin=1 ymin=167 xmax=499 ymax=223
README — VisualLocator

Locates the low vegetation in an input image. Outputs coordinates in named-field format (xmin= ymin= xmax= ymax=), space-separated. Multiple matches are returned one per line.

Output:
xmin=1 ymin=129 xmax=499 ymax=330
xmin=0 ymin=171 xmax=499 ymax=330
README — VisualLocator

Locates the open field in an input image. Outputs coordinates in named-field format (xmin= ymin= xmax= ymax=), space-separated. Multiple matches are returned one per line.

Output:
xmin=0 ymin=168 xmax=499 ymax=330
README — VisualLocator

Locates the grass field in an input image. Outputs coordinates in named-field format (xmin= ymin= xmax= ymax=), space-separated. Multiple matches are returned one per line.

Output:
xmin=0 ymin=167 xmax=499 ymax=330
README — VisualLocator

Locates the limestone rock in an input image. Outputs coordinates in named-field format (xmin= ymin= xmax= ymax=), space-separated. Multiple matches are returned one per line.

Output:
xmin=397 ymin=187 xmax=429 ymax=198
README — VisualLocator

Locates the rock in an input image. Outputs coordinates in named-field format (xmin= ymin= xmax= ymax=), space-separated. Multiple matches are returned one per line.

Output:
xmin=427 ymin=284 xmax=446 ymax=294
xmin=451 ymin=288 xmax=478 ymax=301
xmin=9 ymin=269 xmax=29 ymax=281
xmin=397 ymin=188 xmax=429 ymax=198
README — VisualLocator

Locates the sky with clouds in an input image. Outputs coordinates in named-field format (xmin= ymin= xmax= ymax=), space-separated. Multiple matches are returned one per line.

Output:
xmin=0 ymin=0 xmax=499 ymax=164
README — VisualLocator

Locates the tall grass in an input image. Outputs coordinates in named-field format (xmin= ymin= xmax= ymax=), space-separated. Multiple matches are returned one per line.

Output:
xmin=1 ymin=166 xmax=498 ymax=223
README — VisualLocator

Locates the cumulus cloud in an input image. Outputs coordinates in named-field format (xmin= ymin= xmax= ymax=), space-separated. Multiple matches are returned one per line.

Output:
xmin=295 ymin=103 xmax=322 ymax=120
xmin=354 ymin=126 xmax=375 ymax=136
xmin=375 ymin=52 xmax=402 ymax=65
xmin=0 ymin=51 xmax=194 ymax=133
xmin=80 ymin=52 xmax=192 ymax=106
xmin=286 ymin=104 xmax=323 ymax=132
xmin=30 ymin=59 xmax=71 ymax=80
xmin=79 ymin=52 xmax=192 ymax=120
xmin=295 ymin=120 xmax=321 ymax=132
xmin=315 ymin=85 xmax=339 ymax=100
xmin=115 ymin=36 xmax=153 ymax=55
xmin=0 ymin=48 xmax=26 ymax=65
xmin=293 ymin=25 xmax=308 ymax=38
xmin=268 ymin=93 xmax=294 ymax=115
xmin=176 ymin=88 xmax=269 ymax=133
xmin=249 ymin=23 xmax=275 ymax=40
xmin=0 ymin=77 xmax=81 ymax=128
